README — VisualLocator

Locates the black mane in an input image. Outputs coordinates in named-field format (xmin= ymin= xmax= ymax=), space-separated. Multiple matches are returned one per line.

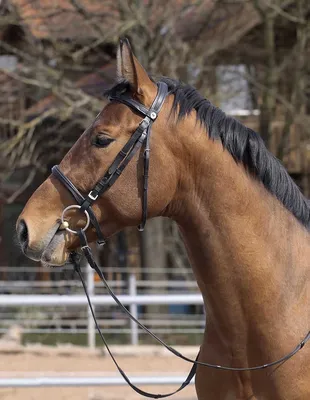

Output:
xmin=105 ymin=78 xmax=310 ymax=230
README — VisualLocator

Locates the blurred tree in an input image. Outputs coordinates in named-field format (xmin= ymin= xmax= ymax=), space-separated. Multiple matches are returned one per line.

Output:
xmin=0 ymin=0 xmax=308 ymax=274
xmin=0 ymin=0 xmax=266 ymax=183
xmin=251 ymin=0 xmax=309 ymax=156
xmin=0 ymin=0 xmax=256 ymax=274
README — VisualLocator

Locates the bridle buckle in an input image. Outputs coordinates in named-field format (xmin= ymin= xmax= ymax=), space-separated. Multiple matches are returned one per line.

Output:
xmin=88 ymin=191 xmax=98 ymax=201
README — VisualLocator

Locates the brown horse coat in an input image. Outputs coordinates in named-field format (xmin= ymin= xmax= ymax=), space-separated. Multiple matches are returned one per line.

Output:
xmin=17 ymin=40 xmax=310 ymax=399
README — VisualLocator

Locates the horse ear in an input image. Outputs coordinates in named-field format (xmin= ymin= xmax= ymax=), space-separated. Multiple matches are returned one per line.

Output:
xmin=116 ymin=38 xmax=155 ymax=98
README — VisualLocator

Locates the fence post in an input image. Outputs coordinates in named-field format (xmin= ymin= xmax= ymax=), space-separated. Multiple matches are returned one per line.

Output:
xmin=129 ymin=273 xmax=138 ymax=345
xmin=87 ymin=262 xmax=95 ymax=349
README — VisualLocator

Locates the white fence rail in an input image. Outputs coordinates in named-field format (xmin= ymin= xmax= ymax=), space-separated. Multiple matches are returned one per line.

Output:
xmin=0 ymin=375 xmax=195 ymax=388
xmin=0 ymin=294 xmax=203 ymax=306
xmin=0 ymin=293 xmax=203 ymax=346
xmin=0 ymin=271 xmax=204 ymax=347
xmin=0 ymin=269 xmax=200 ymax=390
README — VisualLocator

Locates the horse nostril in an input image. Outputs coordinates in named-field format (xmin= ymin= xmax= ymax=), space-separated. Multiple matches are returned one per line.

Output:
xmin=17 ymin=219 xmax=29 ymax=250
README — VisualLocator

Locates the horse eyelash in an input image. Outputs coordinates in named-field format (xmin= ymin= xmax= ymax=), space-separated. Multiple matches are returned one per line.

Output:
xmin=92 ymin=135 xmax=115 ymax=148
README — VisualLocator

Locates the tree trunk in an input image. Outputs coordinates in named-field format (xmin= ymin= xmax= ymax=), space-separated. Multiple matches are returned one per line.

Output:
xmin=259 ymin=12 xmax=276 ymax=148
xmin=140 ymin=217 xmax=168 ymax=318
xmin=277 ymin=0 xmax=308 ymax=160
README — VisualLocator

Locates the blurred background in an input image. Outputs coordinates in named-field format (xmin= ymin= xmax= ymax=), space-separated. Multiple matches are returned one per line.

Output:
xmin=0 ymin=0 xmax=309 ymax=399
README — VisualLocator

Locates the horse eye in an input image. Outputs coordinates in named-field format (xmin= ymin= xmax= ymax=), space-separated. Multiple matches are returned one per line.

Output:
xmin=93 ymin=134 xmax=115 ymax=148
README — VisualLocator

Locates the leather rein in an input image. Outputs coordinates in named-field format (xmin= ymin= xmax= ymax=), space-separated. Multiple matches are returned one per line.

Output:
xmin=51 ymin=81 xmax=310 ymax=398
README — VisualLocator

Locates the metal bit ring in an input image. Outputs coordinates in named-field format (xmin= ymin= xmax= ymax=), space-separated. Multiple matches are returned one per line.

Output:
xmin=61 ymin=205 xmax=90 ymax=234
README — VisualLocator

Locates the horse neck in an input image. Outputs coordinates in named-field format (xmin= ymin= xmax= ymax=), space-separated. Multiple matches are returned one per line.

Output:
xmin=167 ymin=119 xmax=310 ymax=348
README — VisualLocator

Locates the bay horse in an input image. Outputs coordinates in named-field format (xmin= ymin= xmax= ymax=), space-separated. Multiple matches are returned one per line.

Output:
xmin=16 ymin=39 xmax=309 ymax=399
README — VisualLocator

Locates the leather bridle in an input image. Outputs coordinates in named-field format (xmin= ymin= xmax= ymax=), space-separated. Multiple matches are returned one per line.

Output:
xmin=51 ymin=81 xmax=310 ymax=398
xmin=52 ymin=81 xmax=169 ymax=242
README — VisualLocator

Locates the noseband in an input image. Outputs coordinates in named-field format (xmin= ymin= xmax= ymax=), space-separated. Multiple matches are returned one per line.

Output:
xmin=51 ymin=81 xmax=310 ymax=398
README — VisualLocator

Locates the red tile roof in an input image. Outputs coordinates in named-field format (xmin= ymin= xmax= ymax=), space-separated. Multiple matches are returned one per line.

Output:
xmin=12 ymin=0 xmax=111 ymax=39
xmin=12 ymin=0 xmax=220 ymax=40
xmin=12 ymin=0 xmax=262 ymax=59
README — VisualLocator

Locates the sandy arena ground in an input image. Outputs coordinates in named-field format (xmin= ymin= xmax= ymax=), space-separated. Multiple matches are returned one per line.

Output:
xmin=0 ymin=346 xmax=197 ymax=400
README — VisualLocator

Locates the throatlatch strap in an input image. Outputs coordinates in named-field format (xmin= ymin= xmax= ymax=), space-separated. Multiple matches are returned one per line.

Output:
xmin=138 ymin=125 xmax=151 ymax=231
